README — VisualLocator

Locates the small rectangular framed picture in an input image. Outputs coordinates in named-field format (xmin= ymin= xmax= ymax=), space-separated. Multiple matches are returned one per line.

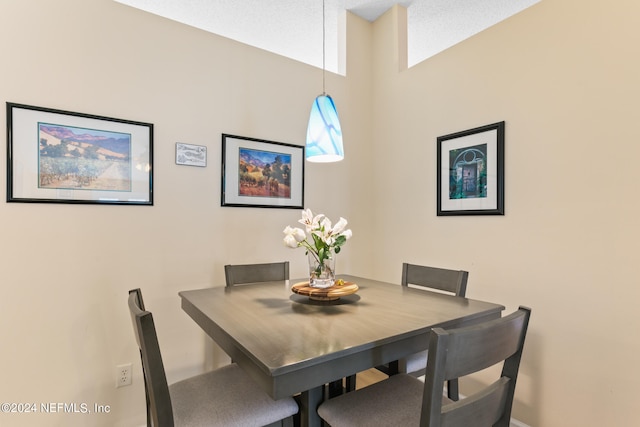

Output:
xmin=7 ymin=102 xmax=153 ymax=205
xmin=437 ymin=121 xmax=504 ymax=216
xmin=221 ymin=134 xmax=304 ymax=209
xmin=176 ymin=143 xmax=207 ymax=167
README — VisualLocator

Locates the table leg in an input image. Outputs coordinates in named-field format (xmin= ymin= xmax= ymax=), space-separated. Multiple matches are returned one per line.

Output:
xmin=299 ymin=385 xmax=324 ymax=427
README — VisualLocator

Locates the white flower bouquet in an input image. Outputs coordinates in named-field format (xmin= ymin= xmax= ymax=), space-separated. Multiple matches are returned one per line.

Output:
xmin=283 ymin=209 xmax=352 ymax=287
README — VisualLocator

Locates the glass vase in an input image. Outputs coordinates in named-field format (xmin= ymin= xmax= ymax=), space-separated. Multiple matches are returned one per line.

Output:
xmin=308 ymin=253 xmax=336 ymax=288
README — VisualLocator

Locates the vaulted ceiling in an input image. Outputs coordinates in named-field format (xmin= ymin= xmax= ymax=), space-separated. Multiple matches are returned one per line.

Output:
xmin=114 ymin=0 xmax=540 ymax=73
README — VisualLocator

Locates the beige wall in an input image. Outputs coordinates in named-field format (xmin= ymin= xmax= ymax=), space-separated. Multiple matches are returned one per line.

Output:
xmin=369 ymin=1 xmax=640 ymax=426
xmin=0 ymin=0 xmax=638 ymax=425
xmin=0 ymin=0 xmax=371 ymax=425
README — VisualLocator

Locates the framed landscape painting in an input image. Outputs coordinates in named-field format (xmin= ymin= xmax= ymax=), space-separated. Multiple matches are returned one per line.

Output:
xmin=437 ymin=121 xmax=504 ymax=216
xmin=7 ymin=103 xmax=153 ymax=205
xmin=221 ymin=134 xmax=304 ymax=208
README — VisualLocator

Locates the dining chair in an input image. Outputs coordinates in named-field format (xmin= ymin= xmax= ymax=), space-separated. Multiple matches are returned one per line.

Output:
xmin=318 ymin=306 xmax=531 ymax=427
xmin=128 ymin=288 xmax=298 ymax=427
xmin=375 ymin=263 xmax=469 ymax=400
xmin=224 ymin=261 xmax=289 ymax=287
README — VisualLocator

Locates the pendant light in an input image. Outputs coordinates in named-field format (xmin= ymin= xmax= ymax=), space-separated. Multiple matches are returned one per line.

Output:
xmin=305 ymin=0 xmax=344 ymax=163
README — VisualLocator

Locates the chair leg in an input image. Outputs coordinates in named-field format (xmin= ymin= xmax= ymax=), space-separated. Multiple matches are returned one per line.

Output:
xmin=327 ymin=374 xmax=357 ymax=398
xmin=264 ymin=419 xmax=294 ymax=427
xmin=387 ymin=360 xmax=399 ymax=376
xmin=374 ymin=360 xmax=400 ymax=376
xmin=345 ymin=374 xmax=356 ymax=392
xmin=292 ymin=395 xmax=301 ymax=427
xmin=447 ymin=379 xmax=459 ymax=401
xmin=327 ymin=380 xmax=343 ymax=398
xmin=282 ymin=415 xmax=295 ymax=427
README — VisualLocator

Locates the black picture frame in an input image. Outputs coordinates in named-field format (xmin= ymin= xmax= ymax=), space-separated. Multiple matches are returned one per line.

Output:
xmin=7 ymin=102 xmax=153 ymax=205
xmin=437 ymin=121 xmax=504 ymax=216
xmin=221 ymin=134 xmax=304 ymax=209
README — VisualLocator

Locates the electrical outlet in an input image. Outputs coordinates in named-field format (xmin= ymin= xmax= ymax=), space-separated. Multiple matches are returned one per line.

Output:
xmin=116 ymin=363 xmax=132 ymax=388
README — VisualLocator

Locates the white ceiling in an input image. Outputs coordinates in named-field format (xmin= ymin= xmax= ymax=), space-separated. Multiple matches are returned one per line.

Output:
xmin=113 ymin=0 xmax=539 ymax=74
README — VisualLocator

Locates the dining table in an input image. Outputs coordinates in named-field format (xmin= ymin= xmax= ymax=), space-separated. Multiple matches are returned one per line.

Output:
xmin=178 ymin=274 xmax=504 ymax=427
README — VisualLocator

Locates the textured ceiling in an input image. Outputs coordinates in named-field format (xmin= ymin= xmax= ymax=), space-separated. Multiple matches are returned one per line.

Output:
xmin=113 ymin=0 xmax=539 ymax=73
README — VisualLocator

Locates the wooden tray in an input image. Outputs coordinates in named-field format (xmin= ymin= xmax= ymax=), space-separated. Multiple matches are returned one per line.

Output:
xmin=291 ymin=280 xmax=359 ymax=301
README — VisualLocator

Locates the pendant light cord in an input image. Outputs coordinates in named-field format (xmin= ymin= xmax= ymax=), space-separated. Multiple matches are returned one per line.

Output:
xmin=322 ymin=0 xmax=326 ymax=96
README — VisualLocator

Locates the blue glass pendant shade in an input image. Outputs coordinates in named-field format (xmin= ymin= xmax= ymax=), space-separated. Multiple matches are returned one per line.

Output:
xmin=305 ymin=94 xmax=344 ymax=162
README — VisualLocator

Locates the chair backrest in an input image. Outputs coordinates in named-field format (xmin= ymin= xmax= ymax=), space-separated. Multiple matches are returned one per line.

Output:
xmin=401 ymin=263 xmax=468 ymax=297
xmin=224 ymin=261 xmax=290 ymax=287
xmin=128 ymin=289 xmax=174 ymax=426
xmin=420 ymin=306 xmax=531 ymax=427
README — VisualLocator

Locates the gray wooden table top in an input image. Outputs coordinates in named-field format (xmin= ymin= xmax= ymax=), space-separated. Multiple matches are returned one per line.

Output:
xmin=179 ymin=274 xmax=504 ymax=400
